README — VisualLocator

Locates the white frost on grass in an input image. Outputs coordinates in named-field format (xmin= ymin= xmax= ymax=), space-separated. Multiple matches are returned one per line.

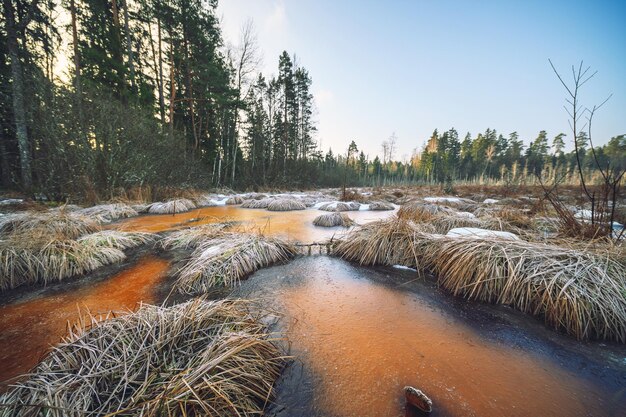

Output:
xmin=0 ymin=199 xmax=23 ymax=205
xmin=313 ymin=201 xmax=332 ymax=209
xmin=483 ymin=198 xmax=499 ymax=204
xmin=446 ymin=227 xmax=520 ymax=241
xmin=317 ymin=201 xmax=361 ymax=212
xmin=454 ymin=211 xmax=476 ymax=219
xmin=424 ymin=197 xmax=461 ymax=204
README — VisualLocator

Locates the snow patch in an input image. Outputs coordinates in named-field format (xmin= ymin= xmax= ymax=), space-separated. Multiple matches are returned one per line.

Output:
xmin=454 ymin=211 xmax=476 ymax=219
xmin=393 ymin=265 xmax=417 ymax=272
xmin=574 ymin=209 xmax=592 ymax=220
xmin=0 ymin=198 xmax=23 ymax=205
xmin=446 ymin=227 xmax=520 ymax=241
xmin=483 ymin=199 xmax=499 ymax=204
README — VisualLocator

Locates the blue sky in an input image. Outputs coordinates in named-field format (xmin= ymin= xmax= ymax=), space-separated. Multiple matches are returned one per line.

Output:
xmin=217 ymin=0 xmax=626 ymax=160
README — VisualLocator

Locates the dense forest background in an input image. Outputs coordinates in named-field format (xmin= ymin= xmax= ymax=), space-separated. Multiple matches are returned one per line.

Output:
xmin=1 ymin=0 xmax=624 ymax=200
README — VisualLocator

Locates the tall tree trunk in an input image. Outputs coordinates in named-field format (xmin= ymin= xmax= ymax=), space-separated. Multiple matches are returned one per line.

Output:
xmin=122 ymin=0 xmax=135 ymax=89
xmin=4 ymin=0 xmax=32 ymax=190
xmin=157 ymin=16 xmax=165 ymax=122
xmin=110 ymin=0 xmax=125 ymax=91
xmin=168 ymin=48 xmax=176 ymax=137
xmin=69 ymin=0 xmax=87 ymax=145
xmin=148 ymin=20 xmax=165 ymax=122
xmin=0 ymin=121 xmax=11 ymax=187
xmin=231 ymin=109 xmax=238 ymax=186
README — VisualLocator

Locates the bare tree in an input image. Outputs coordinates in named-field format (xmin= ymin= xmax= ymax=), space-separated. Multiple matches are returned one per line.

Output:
xmin=381 ymin=141 xmax=389 ymax=165
xmin=230 ymin=19 xmax=262 ymax=185
xmin=388 ymin=132 xmax=397 ymax=162
xmin=547 ymin=60 xmax=623 ymax=239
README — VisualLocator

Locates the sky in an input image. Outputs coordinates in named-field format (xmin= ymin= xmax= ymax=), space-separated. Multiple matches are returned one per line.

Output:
xmin=216 ymin=0 xmax=626 ymax=160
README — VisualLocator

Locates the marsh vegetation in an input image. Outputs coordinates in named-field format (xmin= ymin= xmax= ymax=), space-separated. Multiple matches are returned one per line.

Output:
xmin=0 ymin=186 xmax=624 ymax=417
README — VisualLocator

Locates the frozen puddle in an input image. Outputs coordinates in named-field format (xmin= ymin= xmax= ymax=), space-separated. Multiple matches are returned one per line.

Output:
xmin=235 ymin=256 xmax=626 ymax=417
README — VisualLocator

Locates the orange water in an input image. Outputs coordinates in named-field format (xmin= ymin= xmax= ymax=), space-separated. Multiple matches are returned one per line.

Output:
xmin=277 ymin=258 xmax=616 ymax=417
xmin=0 ymin=256 xmax=169 ymax=388
xmin=114 ymin=206 xmax=394 ymax=242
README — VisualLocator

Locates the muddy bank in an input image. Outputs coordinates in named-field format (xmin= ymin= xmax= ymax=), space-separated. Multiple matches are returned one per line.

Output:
xmin=233 ymin=256 xmax=626 ymax=417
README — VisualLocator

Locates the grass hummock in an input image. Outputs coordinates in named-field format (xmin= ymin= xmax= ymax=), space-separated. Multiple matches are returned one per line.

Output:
xmin=147 ymin=198 xmax=196 ymax=214
xmin=159 ymin=222 xmax=235 ymax=250
xmin=313 ymin=212 xmax=355 ymax=227
xmin=428 ymin=237 xmax=626 ymax=341
xmin=241 ymin=198 xmax=274 ymax=209
xmin=368 ymin=201 xmax=395 ymax=211
xmin=332 ymin=217 xmax=626 ymax=342
xmin=0 ymin=211 xmax=155 ymax=291
xmin=172 ymin=232 xmax=297 ymax=294
xmin=75 ymin=203 xmax=139 ymax=223
xmin=266 ymin=199 xmax=306 ymax=211
xmin=0 ymin=211 xmax=100 ymax=240
xmin=225 ymin=195 xmax=244 ymax=205
xmin=0 ymin=298 xmax=285 ymax=417
xmin=333 ymin=217 xmax=433 ymax=268
xmin=318 ymin=201 xmax=360 ymax=212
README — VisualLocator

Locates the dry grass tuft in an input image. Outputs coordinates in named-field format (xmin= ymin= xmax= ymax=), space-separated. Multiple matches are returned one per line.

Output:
xmin=147 ymin=198 xmax=196 ymax=214
xmin=241 ymin=198 xmax=274 ymax=209
xmin=334 ymin=218 xmax=626 ymax=341
xmin=313 ymin=212 xmax=355 ymax=227
xmin=318 ymin=201 xmax=360 ymax=212
xmin=0 ymin=298 xmax=284 ymax=417
xmin=75 ymin=203 xmax=138 ymax=223
xmin=333 ymin=216 xmax=435 ymax=268
xmin=368 ymin=201 xmax=395 ymax=211
xmin=397 ymin=202 xmax=452 ymax=220
xmin=0 ymin=229 xmax=154 ymax=291
xmin=77 ymin=230 xmax=155 ymax=250
xmin=397 ymin=202 xmax=525 ymax=235
xmin=160 ymin=222 xmax=236 ymax=250
xmin=492 ymin=208 xmax=534 ymax=230
xmin=266 ymin=199 xmax=306 ymax=212
xmin=225 ymin=196 xmax=244 ymax=205
xmin=174 ymin=233 xmax=297 ymax=293
xmin=0 ymin=211 xmax=100 ymax=240
xmin=246 ymin=193 xmax=268 ymax=200
xmin=193 ymin=195 xmax=219 ymax=207
xmin=428 ymin=237 xmax=626 ymax=342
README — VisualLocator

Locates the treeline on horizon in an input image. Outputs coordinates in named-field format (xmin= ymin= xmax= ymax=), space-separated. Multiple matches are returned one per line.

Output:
xmin=1 ymin=0 xmax=625 ymax=201
xmin=332 ymin=128 xmax=626 ymax=188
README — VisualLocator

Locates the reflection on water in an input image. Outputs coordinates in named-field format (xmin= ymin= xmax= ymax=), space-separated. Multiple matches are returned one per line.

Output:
xmin=113 ymin=206 xmax=395 ymax=242
xmin=238 ymin=257 xmax=624 ymax=417
xmin=0 ymin=256 xmax=169 ymax=388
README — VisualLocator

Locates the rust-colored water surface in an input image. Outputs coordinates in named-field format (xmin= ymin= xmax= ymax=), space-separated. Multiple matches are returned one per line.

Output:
xmin=0 ymin=256 xmax=169 ymax=388
xmin=238 ymin=257 xmax=624 ymax=417
xmin=114 ymin=206 xmax=394 ymax=242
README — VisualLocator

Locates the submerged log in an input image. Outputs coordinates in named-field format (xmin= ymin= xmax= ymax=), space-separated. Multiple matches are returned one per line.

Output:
xmin=404 ymin=386 xmax=432 ymax=413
